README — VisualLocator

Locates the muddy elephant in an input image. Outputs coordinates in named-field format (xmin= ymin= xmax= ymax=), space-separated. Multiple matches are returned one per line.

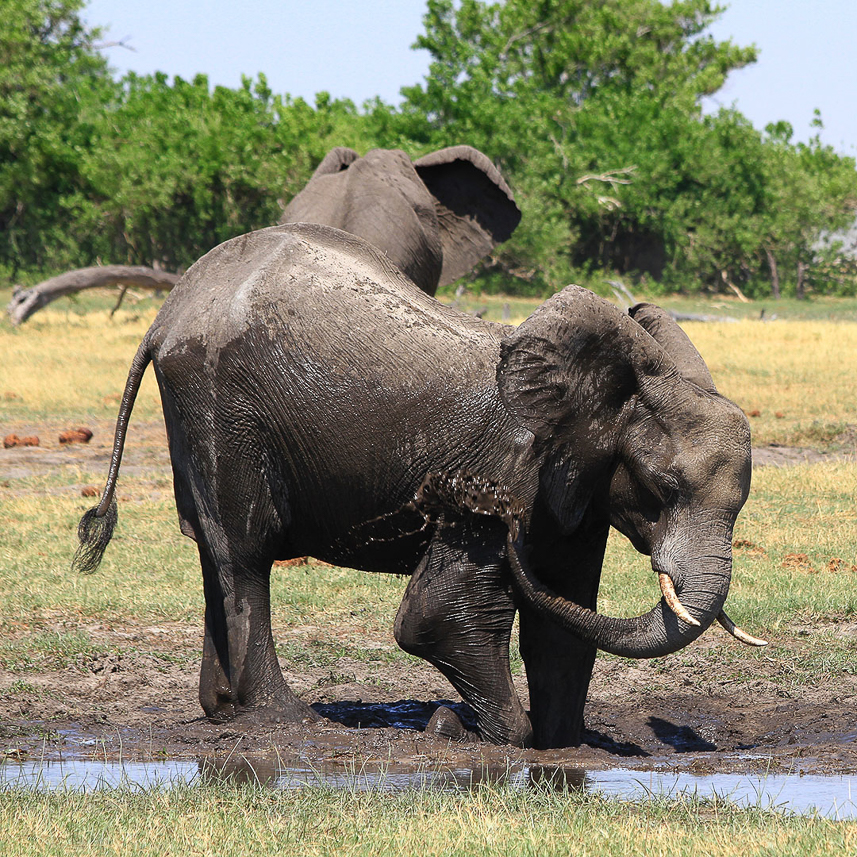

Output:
xmin=279 ymin=145 xmax=520 ymax=295
xmin=75 ymin=222 xmax=762 ymax=749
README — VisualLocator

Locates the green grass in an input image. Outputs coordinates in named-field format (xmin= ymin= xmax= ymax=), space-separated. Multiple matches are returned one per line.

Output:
xmin=440 ymin=288 xmax=857 ymax=324
xmin=0 ymin=781 xmax=854 ymax=856
xmin=2 ymin=457 xmax=854 ymax=680
xmin=636 ymin=293 xmax=857 ymax=322
xmin=2 ymin=293 xmax=855 ymax=673
xmin=0 ymin=490 xmax=201 ymax=626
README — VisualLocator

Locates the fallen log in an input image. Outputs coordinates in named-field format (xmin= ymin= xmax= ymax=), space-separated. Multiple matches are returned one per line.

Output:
xmin=607 ymin=280 xmax=739 ymax=323
xmin=668 ymin=310 xmax=739 ymax=323
xmin=7 ymin=265 xmax=180 ymax=325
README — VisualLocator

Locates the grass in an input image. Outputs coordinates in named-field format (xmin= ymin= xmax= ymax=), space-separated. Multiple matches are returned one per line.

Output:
xmin=437 ymin=285 xmax=857 ymax=323
xmin=4 ymin=286 xmax=856 ymax=447
xmin=682 ymin=320 xmax=857 ymax=447
xmin=598 ymin=459 xmax=857 ymax=629
xmin=636 ymin=293 xmax=857 ymax=322
xmin=2 ymin=457 xmax=853 ymax=672
xmin=0 ymin=780 xmax=855 ymax=856
xmin=1 ymin=299 xmax=163 ymax=423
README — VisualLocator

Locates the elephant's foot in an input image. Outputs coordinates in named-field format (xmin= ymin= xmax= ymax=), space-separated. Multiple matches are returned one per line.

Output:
xmin=425 ymin=706 xmax=479 ymax=743
xmin=202 ymin=683 xmax=321 ymax=726
xmin=230 ymin=700 xmax=322 ymax=727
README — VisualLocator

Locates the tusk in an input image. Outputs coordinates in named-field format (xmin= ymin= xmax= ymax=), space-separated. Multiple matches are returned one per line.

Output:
xmin=717 ymin=610 xmax=768 ymax=647
xmin=658 ymin=573 xmax=701 ymax=627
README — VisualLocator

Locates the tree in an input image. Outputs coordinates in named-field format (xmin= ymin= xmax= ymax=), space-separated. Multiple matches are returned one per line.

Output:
xmin=391 ymin=0 xmax=758 ymax=293
xmin=0 ymin=0 xmax=113 ymax=274
xmin=394 ymin=0 xmax=857 ymax=297
xmin=757 ymin=117 xmax=857 ymax=298
xmin=65 ymin=72 xmax=335 ymax=270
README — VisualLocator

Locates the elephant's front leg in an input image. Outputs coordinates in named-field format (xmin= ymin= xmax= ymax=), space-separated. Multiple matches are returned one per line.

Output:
xmin=394 ymin=519 xmax=532 ymax=747
xmin=518 ymin=514 xmax=610 ymax=749
xmin=198 ymin=542 xmax=319 ymax=725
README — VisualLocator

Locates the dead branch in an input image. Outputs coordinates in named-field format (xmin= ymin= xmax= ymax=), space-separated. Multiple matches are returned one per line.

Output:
xmin=720 ymin=271 xmax=751 ymax=303
xmin=576 ymin=166 xmax=637 ymax=186
xmin=7 ymin=265 xmax=180 ymax=325
xmin=93 ymin=37 xmax=136 ymax=52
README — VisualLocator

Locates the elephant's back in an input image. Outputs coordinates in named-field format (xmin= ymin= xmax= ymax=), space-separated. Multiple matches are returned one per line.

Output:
xmin=149 ymin=223 xmax=498 ymax=377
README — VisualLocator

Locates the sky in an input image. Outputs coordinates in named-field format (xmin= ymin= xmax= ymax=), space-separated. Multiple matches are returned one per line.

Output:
xmin=83 ymin=0 xmax=857 ymax=155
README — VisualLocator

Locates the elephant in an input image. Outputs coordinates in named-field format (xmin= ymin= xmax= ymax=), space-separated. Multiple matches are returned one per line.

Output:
xmin=279 ymin=145 xmax=521 ymax=295
xmin=75 ymin=222 xmax=764 ymax=749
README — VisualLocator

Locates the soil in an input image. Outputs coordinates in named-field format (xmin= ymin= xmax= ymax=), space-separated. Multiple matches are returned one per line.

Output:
xmin=1 ymin=419 xmax=855 ymax=780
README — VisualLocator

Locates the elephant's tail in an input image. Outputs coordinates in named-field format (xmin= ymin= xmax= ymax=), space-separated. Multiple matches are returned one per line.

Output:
xmin=72 ymin=336 xmax=153 ymax=574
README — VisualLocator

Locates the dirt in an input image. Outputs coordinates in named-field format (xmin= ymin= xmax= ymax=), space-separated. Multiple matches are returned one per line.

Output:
xmin=1 ymin=420 xmax=856 ymax=779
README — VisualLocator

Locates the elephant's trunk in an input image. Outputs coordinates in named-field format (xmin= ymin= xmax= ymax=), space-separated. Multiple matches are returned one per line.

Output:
xmin=507 ymin=529 xmax=732 ymax=659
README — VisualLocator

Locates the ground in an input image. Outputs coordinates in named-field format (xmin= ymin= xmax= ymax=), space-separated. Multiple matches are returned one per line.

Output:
xmin=1 ymin=420 xmax=855 ymax=781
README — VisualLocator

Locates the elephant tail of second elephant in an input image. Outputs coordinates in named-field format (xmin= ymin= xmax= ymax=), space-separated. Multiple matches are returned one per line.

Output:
xmin=72 ymin=336 xmax=153 ymax=574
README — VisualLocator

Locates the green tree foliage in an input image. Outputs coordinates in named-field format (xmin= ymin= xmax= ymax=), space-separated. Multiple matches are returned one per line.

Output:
xmin=68 ymin=74 xmax=373 ymax=270
xmin=391 ymin=0 xmax=857 ymax=297
xmin=755 ymin=117 xmax=857 ymax=298
xmin=2 ymin=0 xmax=856 ymax=298
xmin=0 ymin=0 xmax=375 ymax=276
xmin=0 ymin=0 xmax=112 ymax=274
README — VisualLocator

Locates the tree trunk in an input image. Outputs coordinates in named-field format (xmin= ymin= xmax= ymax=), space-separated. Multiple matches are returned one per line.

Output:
xmin=765 ymin=247 xmax=781 ymax=300
xmin=7 ymin=265 xmax=180 ymax=325
xmin=796 ymin=260 xmax=808 ymax=299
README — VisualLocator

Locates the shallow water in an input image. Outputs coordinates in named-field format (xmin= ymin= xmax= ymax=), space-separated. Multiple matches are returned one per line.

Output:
xmin=1 ymin=757 xmax=855 ymax=819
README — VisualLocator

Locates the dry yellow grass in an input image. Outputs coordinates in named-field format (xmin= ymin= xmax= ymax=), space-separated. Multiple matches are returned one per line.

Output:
xmin=2 ymin=294 xmax=855 ymax=447
xmin=684 ymin=320 xmax=857 ymax=446
xmin=1 ymin=302 xmax=163 ymax=422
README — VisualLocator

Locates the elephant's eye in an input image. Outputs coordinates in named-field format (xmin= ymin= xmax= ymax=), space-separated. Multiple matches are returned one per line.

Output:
xmin=633 ymin=456 xmax=680 ymax=506
xmin=654 ymin=473 xmax=683 ymax=506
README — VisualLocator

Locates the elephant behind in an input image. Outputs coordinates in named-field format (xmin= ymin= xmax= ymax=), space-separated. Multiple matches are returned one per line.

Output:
xmin=279 ymin=145 xmax=521 ymax=295
xmin=75 ymin=223 xmax=762 ymax=749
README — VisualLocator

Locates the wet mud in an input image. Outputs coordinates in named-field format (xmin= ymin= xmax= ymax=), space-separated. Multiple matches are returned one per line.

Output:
xmin=1 ymin=420 xmax=855 ymax=781
xmin=0 ymin=622 xmax=855 ymax=780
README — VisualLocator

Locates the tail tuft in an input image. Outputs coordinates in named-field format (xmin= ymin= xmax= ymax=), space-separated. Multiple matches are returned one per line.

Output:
xmin=72 ymin=499 xmax=118 ymax=574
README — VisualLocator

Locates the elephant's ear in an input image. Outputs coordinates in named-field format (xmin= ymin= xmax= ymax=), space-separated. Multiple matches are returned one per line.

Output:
xmin=628 ymin=303 xmax=717 ymax=393
xmin=414 ymin=146 xmax=521 ymax=288
xmin=310 ymin=147 xmax=360 ymax=178
xmin=497 ymin=286 xmax=652 ymax=443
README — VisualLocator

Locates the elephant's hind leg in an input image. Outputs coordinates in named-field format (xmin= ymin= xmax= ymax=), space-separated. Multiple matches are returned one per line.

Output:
xmin=394 ymin=519 xmax=532 ymax=747
xmin=157 ymin=359 xmax=317 ymax=726
xmin=197 ymin=538 xmax=319 ymax=725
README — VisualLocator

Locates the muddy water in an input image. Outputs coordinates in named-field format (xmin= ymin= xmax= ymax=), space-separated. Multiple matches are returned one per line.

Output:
xmin=2 ymin=756 xmax=854 ymax=819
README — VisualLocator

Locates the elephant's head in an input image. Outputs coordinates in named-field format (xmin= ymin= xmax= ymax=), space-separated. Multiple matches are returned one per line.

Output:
xmin=279 ymin=145 xmax=521 ymax=295
xmin=497 ymin=286 xmax=756 ymax=658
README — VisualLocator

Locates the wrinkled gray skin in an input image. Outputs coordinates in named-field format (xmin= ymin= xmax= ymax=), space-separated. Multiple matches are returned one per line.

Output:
xmin=279 ymin=146 xmax=521 ymax=295
xmin=77 ymin=223 xmax=752 ymax=750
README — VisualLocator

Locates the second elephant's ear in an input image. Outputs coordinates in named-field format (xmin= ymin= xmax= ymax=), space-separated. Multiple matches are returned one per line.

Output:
xmin=628 ymin=303 xmax=717 ymax=393
xmin=497 ymin=286 xmax=657 ymax=444
xmin=414 ymin=146 xmax=521 ymax=287
xmin=310 ymin=147 xmax=360 ymax=178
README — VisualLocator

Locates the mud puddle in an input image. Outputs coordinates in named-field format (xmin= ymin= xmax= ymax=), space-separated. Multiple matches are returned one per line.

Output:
xmin=2 ymin=754 xmax=855 ymax=819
